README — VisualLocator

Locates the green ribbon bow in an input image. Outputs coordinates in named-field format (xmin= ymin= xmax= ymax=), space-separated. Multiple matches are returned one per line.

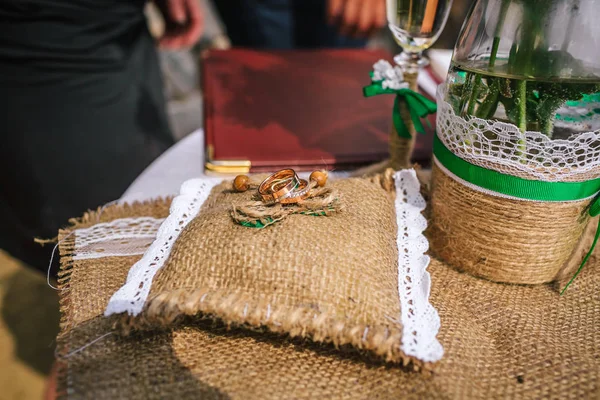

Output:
xmin=363 ymin=73 xmax=437 ymax=139
xmin=434 ymin=134 xmax=600 ymax=294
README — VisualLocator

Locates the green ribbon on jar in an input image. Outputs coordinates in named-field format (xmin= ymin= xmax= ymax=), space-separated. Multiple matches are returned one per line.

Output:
xmin=363 ymin=75 xmax=437 ymax=139
xmin=433 ymin=134 xmax=600 ymax=294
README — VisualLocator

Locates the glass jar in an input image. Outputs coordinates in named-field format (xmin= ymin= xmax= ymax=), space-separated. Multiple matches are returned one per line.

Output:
xmin=445 ymin=0 xmax=600 ymax=139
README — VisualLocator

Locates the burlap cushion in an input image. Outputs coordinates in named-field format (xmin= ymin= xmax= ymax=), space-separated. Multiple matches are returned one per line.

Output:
xmin=56 ymin=198 xmax=600 ymax=399
xmin=122 ymin=178 xmax=414 ymax=365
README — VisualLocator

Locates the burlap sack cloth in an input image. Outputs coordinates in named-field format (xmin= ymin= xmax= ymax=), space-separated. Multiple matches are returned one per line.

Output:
xmin=55 ymin=177 xmax=600 ymax=399
xmin=429 ymin=163 xmax=594 ymax=284
xmin=121 ymin=178 xmax=413 ymax=366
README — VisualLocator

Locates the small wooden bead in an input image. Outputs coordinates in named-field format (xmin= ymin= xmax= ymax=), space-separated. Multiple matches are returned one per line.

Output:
xmin=233 ymin=175 xmax=250 ymax=192
xmin=309 ymin=170 xmax=327 ymax=187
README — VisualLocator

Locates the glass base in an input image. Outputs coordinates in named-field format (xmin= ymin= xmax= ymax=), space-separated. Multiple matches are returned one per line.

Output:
xmin=394 ymin=52 xmax=428 ymax=74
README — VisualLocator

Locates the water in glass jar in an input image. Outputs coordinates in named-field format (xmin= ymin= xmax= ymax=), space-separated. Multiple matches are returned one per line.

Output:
xmin=447 ymin=61 xmax=600 ymax=139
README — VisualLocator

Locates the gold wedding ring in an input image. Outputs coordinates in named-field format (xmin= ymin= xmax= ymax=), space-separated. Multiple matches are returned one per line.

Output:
xmin=258 ymin=169 xmax=300 ymax=203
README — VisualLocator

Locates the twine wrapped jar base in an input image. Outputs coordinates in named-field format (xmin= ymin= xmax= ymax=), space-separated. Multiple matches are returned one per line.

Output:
xmin=428 ymin=163 xmax=590 ymax=285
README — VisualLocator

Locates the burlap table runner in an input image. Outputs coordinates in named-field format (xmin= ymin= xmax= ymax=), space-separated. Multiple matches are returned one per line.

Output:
xmin=56 ymin=194 xmax=600 ymax=399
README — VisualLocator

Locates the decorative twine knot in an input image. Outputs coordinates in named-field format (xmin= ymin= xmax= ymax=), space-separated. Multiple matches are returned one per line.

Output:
xmin=363 ymin=60 xmax=437 ymax=139
xmin=231 ymin=173 xmax=342 ymax=228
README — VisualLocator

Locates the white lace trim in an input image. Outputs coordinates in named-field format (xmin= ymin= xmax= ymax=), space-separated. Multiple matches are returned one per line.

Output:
xmin=394 ymin=170 xmax=444 ymax=362
xmin=437 ymin=84 xmax=600 ymax=182
xmin=104 ymin=178 xmax=221 ymax=317
xmin=73 ymin=217 xmax=164 ymax=260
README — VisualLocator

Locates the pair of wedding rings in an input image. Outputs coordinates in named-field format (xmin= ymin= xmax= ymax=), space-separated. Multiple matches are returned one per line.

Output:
xmin=258 ymin=169 xmax=311 ymax=204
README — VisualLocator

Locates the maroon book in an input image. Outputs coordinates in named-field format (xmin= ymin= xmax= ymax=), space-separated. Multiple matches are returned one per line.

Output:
xmin=203 ymin=49 xmax=436 ymax=174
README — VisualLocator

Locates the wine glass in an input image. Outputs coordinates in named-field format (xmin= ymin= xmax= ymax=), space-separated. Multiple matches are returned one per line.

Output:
xmin=386 ymin=0 xmax=453 ymax=76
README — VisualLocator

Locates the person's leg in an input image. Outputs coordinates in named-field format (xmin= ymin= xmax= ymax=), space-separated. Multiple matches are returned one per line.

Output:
xmin=293 ymin=0 xmax=367 ymax=48
xmin=213 ymin=0 xmax=294 ymax=48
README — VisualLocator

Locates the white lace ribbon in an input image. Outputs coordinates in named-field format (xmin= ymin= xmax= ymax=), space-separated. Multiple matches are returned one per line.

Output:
xmin=105 ymin=178 xmax=221 ymax=317
xmin=73 ymin=217 xmax=165 ymax=260
xmin=394 ymin=170 xmax=443 ymax=362
xmin=437 ymin=84 xmax=600 ymax=182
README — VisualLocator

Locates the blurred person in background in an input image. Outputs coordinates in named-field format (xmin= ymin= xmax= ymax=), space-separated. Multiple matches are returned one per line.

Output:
xmin=212 ymin=0 xmax=473 ymax=51
xmin=0 ymin=0 xmax=386 ymax=276
xmin=0 ymin=0 xmax=202 ymax=273
xmin=215 ymin=0 xmax=386 ymax=48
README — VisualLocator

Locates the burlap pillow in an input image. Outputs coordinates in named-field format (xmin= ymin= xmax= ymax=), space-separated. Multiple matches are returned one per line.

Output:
xmin=113 ymin=175 xmax=431 ymax=366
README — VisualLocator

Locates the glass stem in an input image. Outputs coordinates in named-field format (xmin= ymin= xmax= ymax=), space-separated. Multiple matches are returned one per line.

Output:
xmin=394 ymin=51 xmax=427 ymax=80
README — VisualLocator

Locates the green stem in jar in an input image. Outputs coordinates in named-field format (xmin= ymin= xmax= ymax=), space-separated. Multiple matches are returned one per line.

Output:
xmin=467 ymin=0 xmax=510 ymax=121
xmin=488 ymin=0 xmax=510 ymax=70
xmin=489 ymin=37 xmax=501 ymax=70
xmin=515 ymin=79 xmax=527 ymax=157
xmin=476 ymin=79 xmax=500 ymax=119
xmin=541 ymin=117 xmax=554 ymax=138
xmin=466 ymin=74 xmax=482 ymax=116
xmin=457 ymin=72 xmax=473 ymax=114
xmin=516 ymin=80 xmax=527 ymax=132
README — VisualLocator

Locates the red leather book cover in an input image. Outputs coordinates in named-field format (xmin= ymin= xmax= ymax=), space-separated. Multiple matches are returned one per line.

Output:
xmin=203 ymin=49 xmax=436 ymax=173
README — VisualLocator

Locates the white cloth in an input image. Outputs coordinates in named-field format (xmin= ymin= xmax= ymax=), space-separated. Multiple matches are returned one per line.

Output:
xmin=427 ymin=49 xmax=452 ymax=84
xmin=121 ymin=129 xmax=205 ymax=203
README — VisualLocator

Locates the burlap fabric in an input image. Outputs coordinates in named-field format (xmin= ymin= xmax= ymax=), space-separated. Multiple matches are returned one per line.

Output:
xmin=57 ymin=199 xmax=172 ymax=334
xmin=124 ymin=178 xmax=412 ymax=366
xmin=429 ymin=163 xmax=591 ymax=284
xmin=56 ymin=196 xmax=600 ymax=399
